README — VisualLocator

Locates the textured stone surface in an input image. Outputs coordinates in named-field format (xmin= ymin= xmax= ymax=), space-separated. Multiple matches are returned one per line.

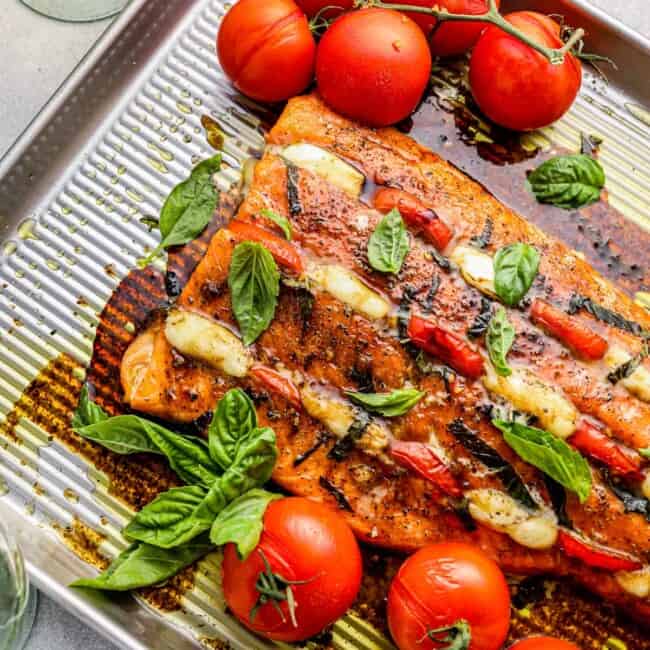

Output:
xmin=0 ymin=1 xmax=647 ymax=649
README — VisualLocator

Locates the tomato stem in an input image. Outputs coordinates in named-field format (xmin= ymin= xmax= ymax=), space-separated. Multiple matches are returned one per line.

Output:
xmin=420 ymin=619 xmax=472 ymax=650
xmin=250 ymin=549 xmax=314 ymax=628
xmin=355 ymin=0 xmax=585 ymax=65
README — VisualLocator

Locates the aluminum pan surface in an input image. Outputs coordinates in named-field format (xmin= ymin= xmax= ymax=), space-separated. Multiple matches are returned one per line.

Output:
xmin=1 ymin=1 xmax=650 ymax=648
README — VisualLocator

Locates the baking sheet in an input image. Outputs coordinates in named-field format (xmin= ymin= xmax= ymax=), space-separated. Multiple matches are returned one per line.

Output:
xmin=0 ymin=1 xmax=649 ymax=648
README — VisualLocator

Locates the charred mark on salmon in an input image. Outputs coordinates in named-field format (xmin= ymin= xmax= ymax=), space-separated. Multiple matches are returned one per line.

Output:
xmin=470 ymin=217 xmax=494 ymax=250
xmin=293 ymin=430 xmax=331 ymax=467
xmin=286 ymin=162 xmax=302 ymax=217
xmin=319 ymin=476 xmax=353 ymax=512
xmin=568 ymin=294 xmax=648 ymax=338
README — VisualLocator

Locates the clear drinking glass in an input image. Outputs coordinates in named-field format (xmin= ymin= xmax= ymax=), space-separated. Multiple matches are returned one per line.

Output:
xmin=0 ymin=523 xmax=37 ymax=650
xmin=21 ymin=0 xmax=129 ymax=22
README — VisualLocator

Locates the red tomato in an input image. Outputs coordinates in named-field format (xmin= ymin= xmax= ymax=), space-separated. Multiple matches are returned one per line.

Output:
xmin=509 ymin=638 xmax=581 ymax=650
xmin=469 ymin=11 xmax=582 ymax=131
xmin=217 ymin=0 xmax=316 ymax=103
xmin=387 ymin=543 xmax=510 ymax=650
xmin=399 ymin=0 xmax=500 ymax=56
xmin=315 ymin=8 xmax=432 ymax=126
xmin=222 ymin=497 xmax=362 ymax=642
xmin=295 ymin=0 xmax=353 ymax=19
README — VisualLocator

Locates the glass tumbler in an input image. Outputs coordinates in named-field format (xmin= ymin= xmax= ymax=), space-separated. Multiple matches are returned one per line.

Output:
xmin=21 ymin=0 xmax=129 ymax=22
xmin=0 ymin=523 xmax=37 ymax=650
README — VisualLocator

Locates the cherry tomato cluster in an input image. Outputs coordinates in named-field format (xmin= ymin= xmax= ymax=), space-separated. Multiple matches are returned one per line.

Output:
xmin=217 ymin=0 xmax=582 ymax=130
xmin=221 ymin=496 xmax=581 ymax=649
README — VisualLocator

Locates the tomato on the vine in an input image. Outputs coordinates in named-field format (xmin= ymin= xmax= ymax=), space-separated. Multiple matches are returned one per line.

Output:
xmin=387 ymin=543 xmax=510 ymax=650
xmin=509 ymin=638 xmax=581 ymax=650
xmin=222 ymin=497 xmax=362 ymax=642
xmin=315 ymin=8 xmax=432 ymax=126
xmin=399 ymin=0 xmax=501 ymax=56
xmin=217 ymin=0 xmax=316 ymax=103
xmin=469 ymin=11 xmax=582 ymax=131
xmin=295 ymin=0 xmax=353 ymax=19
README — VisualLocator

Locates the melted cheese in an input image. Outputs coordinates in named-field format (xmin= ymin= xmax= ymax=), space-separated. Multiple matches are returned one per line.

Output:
xmin=616 ymin=566 xmax=650 ymax=598
xmin=483 ymin=366 xmax=578 ymax=439
xmin=466 ymin=488 xmax=558 ymax=550
xmin=164 ymin=310 xmax=251 ymax=377
xmin=605 ymin=346 xmax=650 ymax=403
xmin=306 ymin=264 xmax=390 ymax=321
xmin=300 ymin=384 xmax=390 ymax=457
xmin=450 ymin=245 xmax=497 ymax=298
xmin=642 ymin=472 xmax=650 ymax=501
xmin=281 ymin=143 xmax=365 ymax=198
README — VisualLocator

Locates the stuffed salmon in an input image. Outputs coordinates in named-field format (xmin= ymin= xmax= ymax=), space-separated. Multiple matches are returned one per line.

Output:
xmin=120 ymin=94 xmax=650 ymax=620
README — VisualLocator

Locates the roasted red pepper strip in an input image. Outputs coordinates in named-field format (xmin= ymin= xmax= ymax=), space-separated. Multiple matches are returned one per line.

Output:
xmin=250 ymin=365 xmax=302 ymax=409
xmin=569 ymin=419 xmax=643 ymax=479
xmin=373 ymin=188 xmax=453 ymax=251
xmin=390 ymin=440 xmax=463 ymax=498
xmin=407 ymin=315 xmax=484 ymax=379
xmin=228 ymin=220 xmax=304 ymax=274
xmin=558 ymin=530 xmax=643 ymax=572
xmin=530 ymin=298 xmax=608 ymax=361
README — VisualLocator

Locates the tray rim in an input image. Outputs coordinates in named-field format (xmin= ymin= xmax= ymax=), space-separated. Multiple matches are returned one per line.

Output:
xmin=1 ymin=1 xmax=650 ymax=649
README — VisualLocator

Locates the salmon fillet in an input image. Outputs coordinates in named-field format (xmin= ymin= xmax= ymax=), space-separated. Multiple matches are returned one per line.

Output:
xmin=120 ymin=94 xmax=650 ymax=620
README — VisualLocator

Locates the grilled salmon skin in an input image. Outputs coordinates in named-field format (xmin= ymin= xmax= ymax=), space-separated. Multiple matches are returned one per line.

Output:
xmin=121 ymin=94 xmax=650 ymax=620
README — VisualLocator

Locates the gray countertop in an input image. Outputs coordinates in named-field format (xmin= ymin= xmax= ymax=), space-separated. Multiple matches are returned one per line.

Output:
xmin=1 ymin=1 xmax=648 ymax=649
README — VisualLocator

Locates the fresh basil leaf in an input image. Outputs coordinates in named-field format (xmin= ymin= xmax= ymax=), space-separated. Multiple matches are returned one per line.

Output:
xmin=493 ymin=243 xmax=540 ymax=306
xmin=228 ymin=242 xmax=280 ymax=345
xmin=123 ymin=486 xmax=214 ymax=548
xmin=345 ymin=388 xmax=425 ymax=417
xmin=260 ymin=209 xmax=292 ymax=241
xmin=640 ymin=448 xmax=650 ymax=459
xmin=210 ymin=489 xmax=280 ymax=559
xmin=208 ymin=388 xmax=257 ymax=470
xmin=487 ymin=307 xmax=515 ymax=377
xmin=71 ymin=384 xmax=108 ymax=429
xmin=220 ymin=427 xmax=278 ymax=499
xmin=367 ymin=209 xmax=409 ymax=274
xmin=124 ymin=427 xmax=277 ymax=549
xmin=142 ymin=421 xmax=221 ymax=487
xmin=527 ymin=154 xmax=605 ymax=210
xmin=493 ymin=419 xmax=592 ymax=503
xmin=70 ymin=535 xmax=214 ymax=591
xmin=140 ymin=155 xmax=221 ymax=265
xmin=74 ymin=415 xmax=162 ymax=456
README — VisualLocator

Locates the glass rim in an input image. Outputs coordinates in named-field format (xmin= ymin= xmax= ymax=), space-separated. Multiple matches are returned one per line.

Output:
xmin=0 ymin=521 xmax=30 ymax=629
xmin=20 ymin=0 xmax=128 ymax=23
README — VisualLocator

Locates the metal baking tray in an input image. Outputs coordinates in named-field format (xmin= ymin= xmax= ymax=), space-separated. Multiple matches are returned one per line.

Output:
xmin=0 ymin=1 xmax=649 ymax=649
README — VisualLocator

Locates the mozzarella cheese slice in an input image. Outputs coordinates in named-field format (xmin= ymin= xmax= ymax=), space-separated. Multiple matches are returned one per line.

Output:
xmin=300 ymin=384 xmax=390 ymax=456
xmin=483 ymin=365 xmax=578 ymax=439
xmin=605 ymin=346 xmax=650 ymax=403
xmin=450 ymin=245 xmax=497 ymax=298
xmin=616 ymin=566 xmax=650 ymax=598
xmin=466 ymin=488 xmax=558 ymax=550
xmin=306 ymin=264 xmax=390 ymax=321
xmin=164 ymin=310 xmax=251 ymax=378
xmin=281 ymin=143 xmax=365 ymax=198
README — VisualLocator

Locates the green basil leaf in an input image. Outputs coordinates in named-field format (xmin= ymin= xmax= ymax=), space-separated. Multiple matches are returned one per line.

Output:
xmin=493 ymin=243 xmax=540 ymax=306
xmin=493 ymin=419 xmax=592 ymax=503
xmin=367 ymin=209 xmax=409 ymax=274
xmin=220 ymin=427 xmax=278 ymax=500
xmin=143 ymin=421 xmax=221 ymax=487
xmin=71 ymin=384 xmax=108 ymax=429
xmin=527 ymin=154 xmax=605 ymax=210
xmin=139 ymin=155 xmax=221 ymax=265
xmin=639 ymin=448 xmax=650 ymax=459
xmin=70 ymin=535 xmax=213 ymax=592
xmin=74 ymin=415 xmax=162 ymax=456
xmin=487 ymin=307 xmax=515 ymax=377
xmin=260 ymin=209 xmax=292 ymax=241
xmin=123 ymin=486 xmax=213 ymax=548
xmin=208 ymin=388 xmax=257 ymax=470
xmin=345 ymin=388 xmax=425 ymax=417
xmin=210 ymin=489 xmax=280 ymax=559
xmin=228 ymin=242 xmax=280 ymax=345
